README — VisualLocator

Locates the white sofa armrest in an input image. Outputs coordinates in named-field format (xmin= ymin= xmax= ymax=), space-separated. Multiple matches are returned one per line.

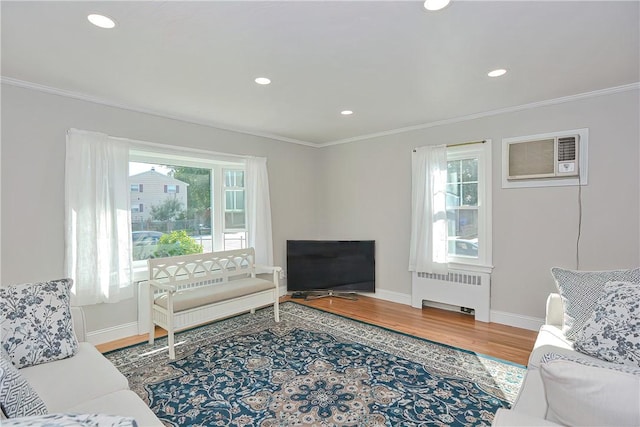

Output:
xmin=71 ymin=306 xmax=86 ymax=342
xmin=545 ymin=293 xmax=563 ymax=328
xmin=493 ymin=408 xmax=562 ymax=426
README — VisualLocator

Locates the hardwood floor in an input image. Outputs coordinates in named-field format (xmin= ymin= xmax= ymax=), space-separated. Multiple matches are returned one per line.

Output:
xmin=96 ymin=295 xmax=537 ymax=365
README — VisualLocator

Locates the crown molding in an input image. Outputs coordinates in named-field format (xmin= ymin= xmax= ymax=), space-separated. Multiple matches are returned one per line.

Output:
xmin=0 ymin=76 xmax=320 ymax=148
xmin=320 ymin=82 xmax=640 ymax=147
xmin=3 ymin=76 xmax=638 ymax=149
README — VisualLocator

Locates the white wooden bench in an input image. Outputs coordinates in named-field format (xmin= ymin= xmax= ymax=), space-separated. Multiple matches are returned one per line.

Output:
xmin=147 ymin=248 xmax=280 ymax=359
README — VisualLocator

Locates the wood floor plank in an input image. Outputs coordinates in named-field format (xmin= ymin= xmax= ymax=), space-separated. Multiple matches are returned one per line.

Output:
xmin=96 ymin=295 xmax=537 ymax=365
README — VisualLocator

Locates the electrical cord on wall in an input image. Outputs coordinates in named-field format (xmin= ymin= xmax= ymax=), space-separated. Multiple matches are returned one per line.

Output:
xmin=576 ymin=174 xmax=583 ymax=270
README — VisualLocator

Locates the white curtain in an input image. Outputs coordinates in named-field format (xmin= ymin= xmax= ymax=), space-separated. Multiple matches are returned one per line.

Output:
xmin=408 ymin=144 xmax=449 ymax=273
xmin=65 ymin=129 xmax=133 ymax=305
xmin=245 ymin=156 xmax=274 ymax=266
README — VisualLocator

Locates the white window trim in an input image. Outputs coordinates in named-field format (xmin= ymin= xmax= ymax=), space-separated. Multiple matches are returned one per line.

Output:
xmin=446 ymin=140 xmax=493 ymax=271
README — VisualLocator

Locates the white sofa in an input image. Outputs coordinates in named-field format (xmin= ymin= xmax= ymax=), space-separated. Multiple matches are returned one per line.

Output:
xmin=493 ymin=292 xmax=640 ymax=426
xmin=9 ymin=307 xmax=162 ymax=426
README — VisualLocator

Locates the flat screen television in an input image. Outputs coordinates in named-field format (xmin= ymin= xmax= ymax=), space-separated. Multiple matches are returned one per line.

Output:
xmin=286 ymin=240 xmax=375 ymax=293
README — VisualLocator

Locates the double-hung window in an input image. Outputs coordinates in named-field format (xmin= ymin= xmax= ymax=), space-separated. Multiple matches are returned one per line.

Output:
xmin=445 ymin=142 xmax=492 ymax=269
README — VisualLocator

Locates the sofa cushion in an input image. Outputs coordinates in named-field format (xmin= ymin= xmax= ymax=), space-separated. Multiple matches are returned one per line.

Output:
xmin=0 ymin=279 xmax=78 ymax=368
xmin=0 ymin=347 xmax=47 ymax=418
xmin=67 ymin=390 xmax=163 ymax=427
xmin=550 ymin=267 xmax=640 ymax=340
xmin=492 ymin=408 xmax=562 ymax=426
xmin=540 ymin=353 xmax=640 ymax=427
xmin=1 ymin=413 xmax=137 ymax=426
xmin=19 ymin=342 xmax=129 ymax=412
xmin=574 ymin=281 xmax=640 ymax=367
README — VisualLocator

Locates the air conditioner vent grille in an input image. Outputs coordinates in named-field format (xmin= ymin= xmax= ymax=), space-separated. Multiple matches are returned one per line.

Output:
xmin=558 ymin=137 xmax=577 ymax=161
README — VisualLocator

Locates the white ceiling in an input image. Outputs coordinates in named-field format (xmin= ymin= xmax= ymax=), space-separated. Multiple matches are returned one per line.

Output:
xmin=2 ymin=1 xmax=639 ymax=146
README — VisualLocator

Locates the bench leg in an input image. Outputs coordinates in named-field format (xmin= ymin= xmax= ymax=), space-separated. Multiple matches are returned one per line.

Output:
xmin=149 ymin=289 xmax=156 ymax=345
xmin=149 ymin=324 xmax=155 ymax=345
xmin=274 ymin=298 xmax=280 ymax=323
xmin=149 ymin=309 xmax=156 ymax=345
xmin=250 ymin=308 xmax=256 ymax=314
xmin=168 ymin=325 xmax=175 ymax=360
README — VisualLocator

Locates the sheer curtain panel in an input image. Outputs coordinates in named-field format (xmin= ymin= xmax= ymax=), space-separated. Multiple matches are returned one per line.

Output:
xmin=408 ymin=144 xmax=449 ymax=273
xmin=65 ymin=129 xmax=133 ymax=305
xmin=245 ymin=156 xmax=274 ymax=266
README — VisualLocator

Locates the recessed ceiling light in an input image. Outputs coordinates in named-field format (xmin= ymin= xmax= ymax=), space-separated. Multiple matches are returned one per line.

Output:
xmin=424 ymin=0 xmax=451 ymax=11
xmin=341 ymin=110 xmax=354 ymax=116
xmin=254 ymin=77 xmax=271 ymax=85
xmin=488 ymin=68 xmax=507 ymax=77
xmin=87 ymin=14 xmax=116 ymax=29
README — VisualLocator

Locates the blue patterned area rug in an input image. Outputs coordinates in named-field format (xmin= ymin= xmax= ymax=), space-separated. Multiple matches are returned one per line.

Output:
xmin=106 ymin=302 xmax=525 ymax=426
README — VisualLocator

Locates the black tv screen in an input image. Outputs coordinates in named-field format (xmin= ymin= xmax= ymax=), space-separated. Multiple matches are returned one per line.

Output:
xmin=286 ymin=240 xmax=375 ymax=293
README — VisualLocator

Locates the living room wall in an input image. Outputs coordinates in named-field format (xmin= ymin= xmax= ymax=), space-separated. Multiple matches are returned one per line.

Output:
xmin=0 ymin=83 xmax=321 ymax=333
xmin=2 ymin=83 xmax=638 ymax=336
xmin=317 ymin=88 xmax=640 ymax=324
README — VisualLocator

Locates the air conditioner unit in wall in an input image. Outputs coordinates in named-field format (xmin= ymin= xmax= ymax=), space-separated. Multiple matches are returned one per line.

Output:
xmin=507 ymin=135 xmax=579 ymax=180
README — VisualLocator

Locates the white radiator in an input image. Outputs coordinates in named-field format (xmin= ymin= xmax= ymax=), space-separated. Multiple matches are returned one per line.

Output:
xmin=411 ymin=269 xmax=490 ymax=322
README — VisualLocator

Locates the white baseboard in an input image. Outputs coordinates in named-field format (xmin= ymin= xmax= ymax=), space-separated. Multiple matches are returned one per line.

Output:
xmin=490 ymin=310 xmax=544 ymax=331
xmin=86 ymin=321 xmax=140 ymax=346
xmin=368 ymin=289 xmax=412 ymax=306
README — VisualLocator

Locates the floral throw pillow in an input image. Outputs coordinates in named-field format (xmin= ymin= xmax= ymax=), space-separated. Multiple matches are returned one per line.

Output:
xmin=0 ymin=347 xmax=47 ymax=418
xmin=0 ymin=279 xmax=78 ymax=369
xmin=550 ymin=267 xmax=640 ymax=340
xmin=574 ymin=281 xmax=640 ymax=368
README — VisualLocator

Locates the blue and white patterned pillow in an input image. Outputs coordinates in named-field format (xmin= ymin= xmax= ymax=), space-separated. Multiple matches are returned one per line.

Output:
xmin=574 ymin=281 xmax=640 ymax=368
xmin=0 ymin=347 xmax=47 ymax=418
xmin=1 ymin=413 xmax=138 ymax=426
xmin=550 ymin=267 xmax=640 ymax=340
xmin=0 ymin=279 xmax=78 ymax=368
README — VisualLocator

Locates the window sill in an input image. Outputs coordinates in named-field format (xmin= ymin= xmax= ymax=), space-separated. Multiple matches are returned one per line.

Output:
xmin=447 ymin=262 xmax=493 ymax=274
xmin=132 ymin=264 xmax=149 ymax=282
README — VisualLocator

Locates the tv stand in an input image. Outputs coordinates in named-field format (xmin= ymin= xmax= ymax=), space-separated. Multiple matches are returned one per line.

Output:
xmin=305 ymin=290 xmax=358 ymax=301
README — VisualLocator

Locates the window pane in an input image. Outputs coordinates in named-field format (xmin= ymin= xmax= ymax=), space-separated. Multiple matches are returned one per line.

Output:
xmin=461 ymin=159 xmax=478 ymax=182
xmin=461 ymin=183 xmax=478 ymax=206
xmin=225 ymin=211 xmax=246 ymax=229
xmin=446 ymin=208 xmax=478 ymax=258
xmin=447 ymin=160 xmax=461 ymax=184
xmin=225 ymin=170 xmax=244 ymax=187
xmin=129 ymin=163 xmax=212 ymax=261
xmin=446 ymin=184 xmax=461 ymax=207
xmin=223 ymin=169 xmax=245 ymax=231
xmin=223 ymin=231 xmax=247 ymax=250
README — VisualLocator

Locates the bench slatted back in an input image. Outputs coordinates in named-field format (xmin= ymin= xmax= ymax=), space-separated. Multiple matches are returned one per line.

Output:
xmin=147 ymin=248 xmax=257 ymax=290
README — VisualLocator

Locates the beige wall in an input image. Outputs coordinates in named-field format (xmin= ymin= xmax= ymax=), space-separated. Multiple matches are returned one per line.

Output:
xmin=2 ymin=83 xmax=638 ymax=333
xmin=1 ymin=84 xmax=320 ymax=331
xmin=319 ymin=89 xmax=640 ymax=321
